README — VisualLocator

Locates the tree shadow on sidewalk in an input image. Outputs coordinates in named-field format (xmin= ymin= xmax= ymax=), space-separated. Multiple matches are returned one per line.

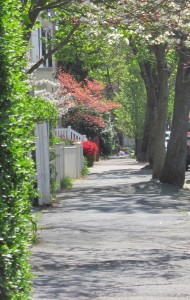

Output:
xmin=32 ymin=246 xmax=190 ymax=299
xmin=55 ymin=174 xmax=190 ymax=215
xmin=32 ymin=164 xmax=190 ymax=300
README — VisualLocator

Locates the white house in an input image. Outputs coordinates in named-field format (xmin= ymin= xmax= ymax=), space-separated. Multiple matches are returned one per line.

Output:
xmin=29 ymin=11 xmax=57 ymax=90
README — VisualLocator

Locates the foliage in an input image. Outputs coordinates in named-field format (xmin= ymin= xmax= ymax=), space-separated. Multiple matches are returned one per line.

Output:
xmin=60 ymin=176 xmax=73 ymax=190
xmin=82 ymin=140 xmax=98 ymax=167
xmin=27 ymin=73 xmax=72 ymax=118
xmin=55 ymin=14 xmax=147 ymax=144
xmin=26 ymin=96 xmax=58 ymax=129
xmin=49 ymin=150 xmax=58 ymax=202
xmin=61 ymin=108 xmax=105 ymax=138
xmin=114 ymin=59 xmax=146 ymax=139
xmin=30 ymin=211 xmax=42 ymax=244
xmin=81 ymin=158 xmax=89 ymax=177
xmin=0 ymin=1 xmax=36 ymax=298
xmin=82 ymin=140 xmax=98 ymax=157
xmin=52 ymin=136 xmax=76 ymax=145
xmin=59 ymin=71 xmax=118 ymax=142
xmin=59 ymin=71 xmax=118 ymax=113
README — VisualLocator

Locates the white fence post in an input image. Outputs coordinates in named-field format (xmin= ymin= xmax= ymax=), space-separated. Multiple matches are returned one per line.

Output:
xmin=67 ymin=126 xmax=72 ymax=139
xmin=63 ymin=145 xmax=77 ymax=178
xmin=35 ymin=122 xmax=50 ymax=205
xmin=74 ymin=142 xmax=84 ymax=177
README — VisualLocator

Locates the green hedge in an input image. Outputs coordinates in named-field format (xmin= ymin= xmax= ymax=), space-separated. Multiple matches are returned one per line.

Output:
xmin=0 ymin=1 xmax=36 ymax=299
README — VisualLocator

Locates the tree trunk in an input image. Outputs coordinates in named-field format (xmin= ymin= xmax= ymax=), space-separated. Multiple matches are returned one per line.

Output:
xmin=152 ymin=44 xmax=169 ymax=179
xmin=160 ymin=45 xmax=190 ymax=187
xmin=137 ymin=62 xmax=157 ymax=164
xmin=129 ymin=39 xmax=158 ymax=164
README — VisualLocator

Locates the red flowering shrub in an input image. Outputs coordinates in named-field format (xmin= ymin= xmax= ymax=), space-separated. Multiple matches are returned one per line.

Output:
xmin=59 ymin=71 xmax=118 ymax=113
xmin=82 ymin=140 xmax=98 ymax=157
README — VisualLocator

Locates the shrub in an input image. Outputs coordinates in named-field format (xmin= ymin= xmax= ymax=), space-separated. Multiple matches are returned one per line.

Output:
xmin=0 ymin=1 xmax=38 ymax=298
xmin=82 ymin=140 xmax=98 ymax=157
xmin=82 ymin=140 xmax=98 ymax=167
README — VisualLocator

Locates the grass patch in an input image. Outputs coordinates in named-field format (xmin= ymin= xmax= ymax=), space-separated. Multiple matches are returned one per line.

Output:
xmin=60 ymin=176 xmax=73 ymax=190
xmin=31 ymin=210 xmax=42 ymax=244
xmin=81 ymin=158 xmax=89 ymax=177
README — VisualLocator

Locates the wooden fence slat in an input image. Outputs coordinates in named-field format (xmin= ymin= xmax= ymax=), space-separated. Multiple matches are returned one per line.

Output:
xmin=35 ymin=122 xmax=50 ymax=205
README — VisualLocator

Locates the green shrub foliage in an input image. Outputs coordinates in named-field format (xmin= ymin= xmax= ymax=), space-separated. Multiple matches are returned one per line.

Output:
xmin=0 ymin=1 xmax=36 ymax=299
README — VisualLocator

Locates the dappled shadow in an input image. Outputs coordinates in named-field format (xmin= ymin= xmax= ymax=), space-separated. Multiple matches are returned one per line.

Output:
xmin=54 ymin=177 xmax=190 ymax=215
xmin=32 ymin=247 xmax=190 ymax=299
xmin=88 ymin=165 xmax=152 ymax=179
xmin=32 ymin=160 xmax=190 ymax=299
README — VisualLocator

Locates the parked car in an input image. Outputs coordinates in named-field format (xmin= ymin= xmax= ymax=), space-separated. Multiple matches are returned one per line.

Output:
xmin=186 ymin=134 xmax=190 ymax=170
xmin=165 ymin=131 xmax=171 ymax=150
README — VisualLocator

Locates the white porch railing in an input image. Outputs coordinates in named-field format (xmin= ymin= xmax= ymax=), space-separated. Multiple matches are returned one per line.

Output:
xmin=54 ymin=126 xmax=87 ymax=141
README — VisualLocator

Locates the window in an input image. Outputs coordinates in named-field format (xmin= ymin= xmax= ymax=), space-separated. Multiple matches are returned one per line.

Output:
xmin=39 ymin=27 xmax=53 ymax=68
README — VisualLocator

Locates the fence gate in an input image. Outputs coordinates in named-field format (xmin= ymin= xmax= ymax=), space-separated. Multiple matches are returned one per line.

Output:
xmin=35 ymin=122 xmax=50 ymax=205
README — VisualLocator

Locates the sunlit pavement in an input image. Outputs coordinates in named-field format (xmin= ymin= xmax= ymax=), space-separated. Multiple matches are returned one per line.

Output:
xmin=31 ymin=157 xmax=190 ymax=300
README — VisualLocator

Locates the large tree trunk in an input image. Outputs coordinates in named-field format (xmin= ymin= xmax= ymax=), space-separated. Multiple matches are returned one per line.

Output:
xmin=129 ymin=39 xmax=158 ymax=164
xmin=160 ymin=45 xmax=190 ymax=187
xmin=137 ymin=62 xmax=157 ymax=164
xmin=152 ymin=44 xmax=169 ymax=179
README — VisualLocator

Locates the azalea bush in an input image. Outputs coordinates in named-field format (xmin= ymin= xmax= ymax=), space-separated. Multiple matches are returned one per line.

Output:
xmin=83 ymin=140 xmax=98 ymax=157
xmin=82 ymin=140 xmax=98 ymax=167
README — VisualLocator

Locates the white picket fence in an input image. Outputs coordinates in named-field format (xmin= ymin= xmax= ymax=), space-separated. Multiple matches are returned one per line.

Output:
xmin=54 ymin=142 xmax=84 ymax=190
xmin=35 ymin=122 xmax=50 ymax=206
xmin=55 ymin=126 xmax=87 ymax=141
xmin=35 ymin=123 xmax=85 ymax=205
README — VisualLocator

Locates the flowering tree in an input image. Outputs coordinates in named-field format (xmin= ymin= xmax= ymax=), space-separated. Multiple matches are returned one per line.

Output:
xmin=59 ymin=71 xmax=118 ymax=139
xmin=59 ymin=71 xmax=118 ymax=112
xmin=86 ymin=0 xmax=190 ymax=185
xmin=27 ymin=71 xmax=75 ymax=117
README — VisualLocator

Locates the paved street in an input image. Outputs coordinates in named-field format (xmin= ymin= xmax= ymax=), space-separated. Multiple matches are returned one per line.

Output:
xmin=31 ymin=157 xmax=190 ymax=299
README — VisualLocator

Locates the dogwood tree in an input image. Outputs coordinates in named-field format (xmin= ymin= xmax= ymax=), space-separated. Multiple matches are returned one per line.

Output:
xmin=99 ymin=0 xmax=190 ymax=185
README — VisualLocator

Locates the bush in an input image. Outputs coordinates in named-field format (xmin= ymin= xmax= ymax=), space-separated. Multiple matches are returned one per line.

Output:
xmin=82 ymin=140 xmax=98 ymax=167
xmin=82 ymin=140 xmax=98 ymax=157
xmin=0 ymin=2 xmax=36 ymax=298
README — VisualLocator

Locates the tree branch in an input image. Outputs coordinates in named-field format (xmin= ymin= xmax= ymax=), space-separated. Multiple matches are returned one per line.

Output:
xmin=27 ymin=23 xmax=80 ymax=74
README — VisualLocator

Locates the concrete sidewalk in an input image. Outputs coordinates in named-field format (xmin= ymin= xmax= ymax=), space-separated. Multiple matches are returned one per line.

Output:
xmin=31 ymin=157 xmax=190 ymax=300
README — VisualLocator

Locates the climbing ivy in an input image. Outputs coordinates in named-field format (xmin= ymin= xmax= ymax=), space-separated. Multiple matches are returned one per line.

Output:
xmin=0 ymin=1 xmax=37 ymax=299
